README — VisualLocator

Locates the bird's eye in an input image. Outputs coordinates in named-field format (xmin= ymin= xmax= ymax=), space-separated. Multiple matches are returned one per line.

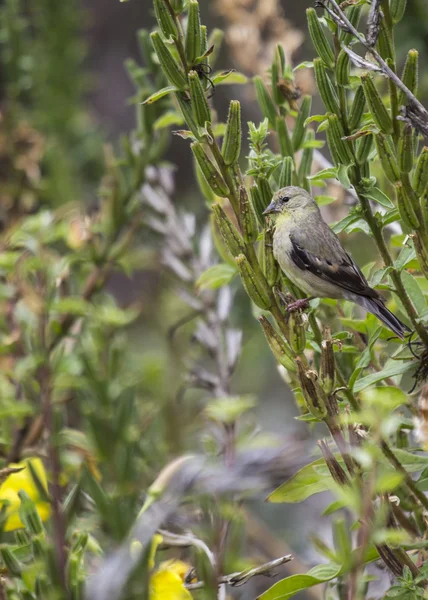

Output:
xmin=280 ymin=196 xmax=290 ymax=204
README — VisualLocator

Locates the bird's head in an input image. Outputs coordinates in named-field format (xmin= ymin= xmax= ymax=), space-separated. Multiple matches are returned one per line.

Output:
xmin=263 ymin=186 xmax=317 ymax=222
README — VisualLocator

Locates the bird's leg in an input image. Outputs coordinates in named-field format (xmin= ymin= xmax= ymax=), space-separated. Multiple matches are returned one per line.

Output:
xmin=286 ymin=297 xmax=315 ymax=312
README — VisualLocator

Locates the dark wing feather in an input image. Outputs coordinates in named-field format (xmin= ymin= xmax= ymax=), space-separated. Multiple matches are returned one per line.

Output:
xmin=289 ymin=232 xmax=378 ymax=299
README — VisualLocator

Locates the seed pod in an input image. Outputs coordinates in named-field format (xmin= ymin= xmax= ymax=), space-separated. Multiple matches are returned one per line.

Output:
xmin=153 ymin=0 xmax=177 ymax=39
xmin=222 ymin=100 xmax=242 ymax=166
xmin=319 ymin=440 xmax=350 ymax=486
xmin=413 ymin=147 xmax=428 ymax=197
xmin=320 ymin=329 xmax=335 ymax=395
xmin=138 ymin=29 xmax=156 ymax=70
xmin=175 ymin=92 xmax=200 ymax=138
xmin=212 ymin=203 xmax=245 ymax=258
xmin=326 ymin=113 xmax=354 ymax=166
xmin=398 ymin=49 xmax=419 ymax=107
xmin=296 ymin=358 xmax=328 ymax=420
xmin=395 ymin=181 xmax=420 ymax=229
xmin=279 ymin=156 xmax=293 ymax=188
xmin=258 ymin=176 xmax=273 ymax=215
xmin=185 ymin=0 xmax=202 ymax=63
xmin=259 ymin=316 xmax=296 ymax=372
xmin=200 ymin=25 xmax=208 ymax=56
xmin=292 ymin=95 xmax=312 ymax=151
xmin=390 ymin=0 xmax=407 ymax=24
xmin=271 ymin=52 xmax=283 ymax=106
xmin=336 ymin=49 xmax=350 ymax=87
xmin=194 ymin=160 xmax=215 ymax=203
xmin=276 ymin=117 xmax=294 ymax=158
xmin=263 ymin=227 xmax=278 ymax=287
xmin=249 ymin=184 xmax=265 ymax=225
xmin=171 ymin=0 xmax=185 ymax=11
xmin=254 ymin=76 xmax=278 ymax=127
xmin=348 ymin=86 xmax=366 ymax=131
xmin=376 ymin=19 xmax=395 ymax=63
xmin=151 ymin=32 xmax=187 ymax=90
xmin=0 ymin=547 xmax=22 ymax=576
xmin=236 ymin=254 xmax=271 ymax=310
xmin=314 ymin=58 xmax=340 ymax=115
xmin=339 ymin=5 xmax=362 ymax=45
xmin=298 ymin=131 xmax=314 ymax=181
xmin=239 ymin=186 xmax=258 ymax=243
xmin=398 ymin=123 xmax=414 ymax=174
xmin=191 ymin=143 xmax=229 ymax=197
xmin=289 ymin=311 xmax=307 ymax=355
xmin=361 ymin=72 xmax=393 ymax=134
xmin=306 ymin=8 xmax=334 ymax=69
xmin=189 ymin=70 xmax=211 ymax=127
xmin=356 ymin=134 xmax=374 ymax=165
xmin=375 ymin=133 xmax=400 ymax=183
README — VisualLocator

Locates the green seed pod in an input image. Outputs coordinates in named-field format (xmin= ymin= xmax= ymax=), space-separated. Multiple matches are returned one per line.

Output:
xmin=361 ymin=72 xmax=393 ymax=134
xmin=254 ymin=76 xmax=278 ymax=127
xmin=191 ymin=143 xmax=230 ymax=197
xmin=314 ymin=58 xmax=341 ymax=115
xmin=271 ymin=52 xmax=283 ymax=106
xmin=258 ymin=176 xmax=274 ymax=215
xmin=413 ymin=147 xmax=428 ymax=197
xmin=0 ymin=547 xmax=22 ymax=576
xmin=421 ymin=189 xmax=428 ymax=230
xmin=298 ymin=130 xmax=314 ymax=181
xmin=326 ymin=113 xmax=354 ymax=166
xmin=320 ymin=329 xmax=335 ymax=395
xmin=171 ymin=0 xmax=185 ymax=11
xmin=390 ymin=0 xmax=407 ymax=24
xmin=236 ymin=254 xmax=271 ymax=310
xmin=212 ymin=203 xmax=245 ymax=258
xmin=398 ymin=49 xmax=419 ymax=107
xmin=200 ymin=25 xmax=208 ymax=56
xmin=292 ymin=95 xmax=312 ymax=151
xmin=398 ymin=123 xmax=414 ymax=174
xmin=249 ymin=184 xmax=265 ymax=226
xmin=207 ymin=28 xmax=224 ymax=68
xmin=348 ymin=86 xmax=366 ymax=131
xmin=395 ymin=181 xmax=420 ymax=229
xmin=151 ymin=32 xmax=187 ymax=90
xmin=279 ymin=156 xmax=293 ymax=188
xmin=306 ymin=8 xmax=335 ymax=69
xmin=289 ymin=311 xmax=307 ymax=355
xmin=185 ymin=0 xmax=202 ymax=63
xmin=258 ymin=316 xmax=296 ymax=372
xmin=336 ymin=49 xmax=351 ymax=87
xmin=137 ymin=29 xmax=156 ymax=70
xmin=194 ymin=160 xmax=215 ymax=203
xmin=339 ymin=5 xmax=362 ymax=45
xmin=276 ymin=117 xmax=294 ymax=158
xmin=153 ymin=0 xmax=177 ymax=39
xmin=263 ymin=227 xmax=279 ymax=287
xmin=375 ymin=133 xmax=400 ymax=183
xmin=356 ymin=134 xmax=374 ymax=165
xmin=175 ymin=92 xmax=200 ymax=138
xmin=32 ymin=537 xmax=45 ymax=560
xmin=376 ymin=19 xmax=395 ymax=63
xmin=189 ymin=70 xmax=211 ymax=127
xmin=296 ymin=358 xmax=328 ymax=420
xmin=222 ymin=100 xmax=242 ymax=166
xmin=239 ymin=186 xmax=258 ymax=243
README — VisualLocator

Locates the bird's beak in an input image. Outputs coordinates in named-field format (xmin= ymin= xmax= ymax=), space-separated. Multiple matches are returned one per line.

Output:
xmin=263 ymin=201 xmax=280 ymax=216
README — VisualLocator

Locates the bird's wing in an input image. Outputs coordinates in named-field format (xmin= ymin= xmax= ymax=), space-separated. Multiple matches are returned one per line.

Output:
xmin=289 ymin=228 xmax=378 ymax=299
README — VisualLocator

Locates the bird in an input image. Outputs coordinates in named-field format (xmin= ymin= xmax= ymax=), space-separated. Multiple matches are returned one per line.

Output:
xmin=263 ymin=186 xmax=410 ymax=339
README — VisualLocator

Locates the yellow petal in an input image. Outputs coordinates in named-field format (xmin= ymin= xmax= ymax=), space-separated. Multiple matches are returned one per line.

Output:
xmin=149 ymin=569 xmax=192 ymax=600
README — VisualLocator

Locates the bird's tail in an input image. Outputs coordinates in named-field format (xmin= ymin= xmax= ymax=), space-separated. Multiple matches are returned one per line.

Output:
xmin=355 ymin=296 xmax=411 ymax=339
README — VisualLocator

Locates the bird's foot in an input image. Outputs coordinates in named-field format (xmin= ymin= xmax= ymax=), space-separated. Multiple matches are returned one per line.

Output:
xmin=286 ymin=297 xmax=314 ymax=313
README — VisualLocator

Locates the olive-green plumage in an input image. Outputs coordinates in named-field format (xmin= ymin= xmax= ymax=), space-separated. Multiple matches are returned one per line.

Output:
xmin=263 ymin=186 xmax=409 ymax=339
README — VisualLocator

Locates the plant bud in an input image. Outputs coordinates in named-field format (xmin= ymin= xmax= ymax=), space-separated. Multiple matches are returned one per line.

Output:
xmin=279 ymin=156 xmax=293 ymax=188
xmin=298 ymin=130 xmax=314 ymax=181
xmin=212 ymin=203 xmax=245 ymax=258
xmin=390 ymin=0 xmax=407 ymax=24
xmin=191 ymin=143 xmax=229 ymax=197
xmin=292 ymin=95 xmax=312 ymax=151
xmin=271 ymin=52 xmax=283 ymax=106
xmin=289 ymin=311 xmax=307 ymax=355
xmin=258 ymin=316 xmax=296 ymax=372
xmin=222 ymin=100 xmax=242 ymax=166
xmin=339 ymin=5 xmax=362 ymax=45
xmin=175 ymin=92 xmax=200 ymax=138
xmin=254 ymin=76 xmax=278 ymax=128
xmin=361 ymin=73 xmax=393 ymax=134
xmin=194 ymin=161 xmax=215 ymax=203
xmin=200 ymin=25 xmax=208 ymax=56
xmin=375 ymin=133 xmax=400 ymax=183
xmin=236 ymin=254 xmax=271 ymax=310
xmin=249 ymin=184 xmax=265 ymax=225
xmin=395 ymin=181 xmax=420 ymax=229
xmin=398 ymin=123 xmax=414 ymax=174
xmin=185 ymin=0 xmax=202 ymax=63
xmin=413 ymin=147 xmax=428 ymax=197
xmin=326 ymin=114 xmax=353 ymax=167
xmin=336 ymin=49 xmax=351 ymax=87
xmin=150 ymin=32 xmax=187 ymax=90
xmin=153 ymin=0 xmax=177 ymax=39
xmin=296 ymin=358 xmax=328 ymax=420
xmin=276 ymin=117 xmax=294 ymax=158
xmin=319 ymin=440 xmax=349 ymax=486
xmin=306 ymin=8 xmax=334 ymax=69
xmin=320 ymin=328 xmax=335 ymax=395
xmin=189 ymin=70 xmax=211 ymax=127
xmin=399 ymin=49 xmax=418 ymax=107
xmin=314 ymin=58 xmax=340 ymax=115
xmin=262 ymin=227 xmax=279 ymax=287
xmin=348 ymin=86 xmax=366 ymax=131
xmin=239 ymin=186 xmax=258 ymax=243
xmin=0 ymin=547 xmax=22 ymax=576
xmin=356 ymin=133 xmax=373 ymax=165
xmin=171 ymin=0 xmax=185 ymax=11
xmin=376 ymin=20 xmax=395 ymax=63
xmin=258 ymin=176 xmax=274 ymax=215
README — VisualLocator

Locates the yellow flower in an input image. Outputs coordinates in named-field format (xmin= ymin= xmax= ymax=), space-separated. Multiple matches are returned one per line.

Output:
xmin=149 ymin=559 xmax=193 ymax=600
xmin=0 ymin=458 xmax=50 ymax=531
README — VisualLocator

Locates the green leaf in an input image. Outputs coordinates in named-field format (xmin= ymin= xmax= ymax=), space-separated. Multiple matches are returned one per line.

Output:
xmin=51 ymin=297 xmax=91 ymax=316
xmin=293 ymin=61 xmax=314 ymax=71
xmin=332 ymin=212 xmax=362 ymax=234
xmin=304 ymin=114 xmax=327 ymax=127
xmin=153 ymin=110 xmax=184 ymax=130
xmin=337 ymin=164 xmax=352 ymax=189
xmin=361 ymin=386 xmax=408 ymax=410
xmin=353 ymin=360 xmax=415 ymax=393
xmin=211 ymin=70 xmax=248 ymax=85
xmin=360 ymin=186 xmax=394 ymax=208
xmin=401 ymin=271 xmax=426 ymax=314
xmin=196 ymin=263 xmax=237 ymax=290
xmin=257 ymin=564 xmax=342 ymax=600
xmin=307 ymin=167 xmax=337 ymax=181
xmin=205 ymin=395 xmax=256 ymax=424
xmin=394 ymin=244 xmax=416 ymax=270
xmin=268 ymin=458 xmax=330 ymax=503
xmin=302 ymin=139 xmax=325 ymax=149
xmin=315 ymin=195 xmax=336 ymax=206
xmin=142 ymin=85 xmax=177 ymax=105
